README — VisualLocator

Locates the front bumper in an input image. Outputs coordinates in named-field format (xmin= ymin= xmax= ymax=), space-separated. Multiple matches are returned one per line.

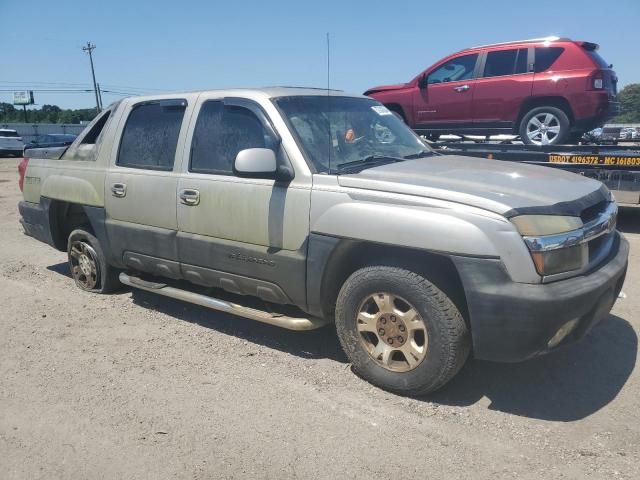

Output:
xmin=452 ymin=232 xmax=628 ymax=362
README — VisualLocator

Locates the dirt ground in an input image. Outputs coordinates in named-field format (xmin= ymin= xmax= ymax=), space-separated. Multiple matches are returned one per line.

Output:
xmin=1 ymin=156 xmax=639 ymax=480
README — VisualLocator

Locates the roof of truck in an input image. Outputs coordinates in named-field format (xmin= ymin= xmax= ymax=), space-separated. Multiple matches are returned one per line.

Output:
xmin=116 ymin=86 xmax=359 ymax=104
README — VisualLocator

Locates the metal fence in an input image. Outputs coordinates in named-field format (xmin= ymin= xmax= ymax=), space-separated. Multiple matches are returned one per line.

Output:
xmin=0 ymin=123 xmax=86 ymax=144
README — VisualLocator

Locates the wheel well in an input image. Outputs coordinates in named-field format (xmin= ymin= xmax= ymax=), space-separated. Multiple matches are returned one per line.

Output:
xmin=384 ymin=103 xmax=406 ymax=122
xmin=49 ymin=200 xmax=93 ymax=251
xmin=515 ymin=96 xmax=574 ymax=133
xmin=320 ymin=240 xmax=469 ymax=325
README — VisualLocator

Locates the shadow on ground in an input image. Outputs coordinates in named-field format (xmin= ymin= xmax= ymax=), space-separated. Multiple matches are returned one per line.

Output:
xmin=47 ymin=261 xmax=637 ymax=421
xmin=430 ymin=315 xmax=637 ymax=421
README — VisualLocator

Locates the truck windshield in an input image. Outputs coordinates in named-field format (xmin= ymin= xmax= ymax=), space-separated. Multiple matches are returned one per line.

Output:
xmin=274 ymin=96 xmax=432 ymax=173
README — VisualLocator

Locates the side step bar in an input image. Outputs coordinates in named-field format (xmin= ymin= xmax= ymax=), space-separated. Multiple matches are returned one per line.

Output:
xmin=119 ymin=272 xmax=330 ymax=331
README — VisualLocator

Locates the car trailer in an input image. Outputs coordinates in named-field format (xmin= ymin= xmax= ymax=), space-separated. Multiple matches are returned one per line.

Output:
xmin=431 ymin=142 xmax=640 ymax=205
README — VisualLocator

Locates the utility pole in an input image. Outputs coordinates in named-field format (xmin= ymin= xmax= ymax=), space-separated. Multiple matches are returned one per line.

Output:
xmin=97 ymin=82 xmax=103 ymax=110
xmin=82 ymin=42 xmax=101 ymax=114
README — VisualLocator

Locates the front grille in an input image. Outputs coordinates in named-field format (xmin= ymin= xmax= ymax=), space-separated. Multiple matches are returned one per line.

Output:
xmin=580 ymin=200 xmax=608 ymax=224
xmin=582 ymin=201 xmax=617 ymax=270
xmin=588 ymin=230 xmax=614 ymax=264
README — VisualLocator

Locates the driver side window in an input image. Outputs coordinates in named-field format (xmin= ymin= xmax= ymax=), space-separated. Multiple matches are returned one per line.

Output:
xmin=427 ymin=53 xmax=479 ymax=84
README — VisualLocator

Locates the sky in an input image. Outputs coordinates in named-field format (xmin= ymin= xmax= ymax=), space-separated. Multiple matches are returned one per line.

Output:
xmin=1 ymin=0 xmax=639 ymax=110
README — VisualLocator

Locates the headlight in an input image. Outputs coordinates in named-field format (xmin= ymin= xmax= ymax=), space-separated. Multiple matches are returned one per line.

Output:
xmin=530 ymin=244 xmax=588 ymax=276
xmin=511 ymin=215 xmax=587 ymax=276
xmin=511 ymin=215 xmax=582 ymax=236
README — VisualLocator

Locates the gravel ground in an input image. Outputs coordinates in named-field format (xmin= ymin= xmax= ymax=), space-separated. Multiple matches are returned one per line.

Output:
xmin=0 ymin=156 xmax=638 ymax=479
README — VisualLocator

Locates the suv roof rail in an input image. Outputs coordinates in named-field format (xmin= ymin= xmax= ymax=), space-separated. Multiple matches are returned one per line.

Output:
xmin=466 ymin=36 xmax=570 ymax=50
xmin=269 ymin=85 xmax=344 ymax=92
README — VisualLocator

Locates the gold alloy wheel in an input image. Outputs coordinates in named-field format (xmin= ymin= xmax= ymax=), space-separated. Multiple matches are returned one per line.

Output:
xmin=69 ymin=240 xmax=100 ymax=290
xmin=356 ymin=292 xmax=428 ymax=372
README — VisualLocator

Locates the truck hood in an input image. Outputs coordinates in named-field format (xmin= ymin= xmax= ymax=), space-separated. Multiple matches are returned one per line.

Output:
xmin=337 ymin=155 xmax=609 ymax=217
xmin=364 ymin=83 xmax=408 ymax=95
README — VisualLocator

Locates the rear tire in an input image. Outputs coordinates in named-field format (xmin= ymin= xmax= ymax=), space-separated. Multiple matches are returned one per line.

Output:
xmin=67 ymin=228 xmax=121 ymax=294
xmin=519 ymin=106 xmax=570 ymax=145
xmin=335 ymin=266 xmax=470 ymax=396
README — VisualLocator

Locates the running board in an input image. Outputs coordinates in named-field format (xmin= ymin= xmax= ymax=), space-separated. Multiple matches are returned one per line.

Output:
xmin=119 ymin=272 xmax=330 ymax=331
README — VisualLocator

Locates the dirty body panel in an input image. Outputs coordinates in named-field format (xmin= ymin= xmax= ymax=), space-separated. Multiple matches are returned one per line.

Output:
xmin=17 ymin=88 xmax=628 ymax=364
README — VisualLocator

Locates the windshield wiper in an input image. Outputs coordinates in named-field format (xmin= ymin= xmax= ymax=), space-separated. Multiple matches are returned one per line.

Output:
xmin=403 ymin=150 xmax=436 ymax=159
xmin=335 ymin=155 xmax=406 ymax=173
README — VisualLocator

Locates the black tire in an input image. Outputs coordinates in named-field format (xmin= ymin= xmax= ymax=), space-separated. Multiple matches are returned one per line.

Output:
xmin=335 ymin=266 xmax=470 ymax=396
xmin=519 ymin=106 xmax=570 ymax=145
xmin=67 ymin=228 xmax=121 ymax=293
xmin=567 ymin=132 xmax=584 ymax=145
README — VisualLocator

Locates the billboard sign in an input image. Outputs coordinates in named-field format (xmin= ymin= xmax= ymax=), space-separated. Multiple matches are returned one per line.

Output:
xmin=13 ymin=91 xmax=35 ymax=105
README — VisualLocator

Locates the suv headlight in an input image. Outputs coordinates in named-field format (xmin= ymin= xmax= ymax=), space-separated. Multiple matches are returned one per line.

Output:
xmin=510 ymin=215 xmax=582 ymax=236
xmin=511 ymin=215 xmax=587 ymax=276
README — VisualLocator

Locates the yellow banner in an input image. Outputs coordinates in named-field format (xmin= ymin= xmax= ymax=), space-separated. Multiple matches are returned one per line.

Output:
xmin=549 ymin=154 xmax=640 ymax=166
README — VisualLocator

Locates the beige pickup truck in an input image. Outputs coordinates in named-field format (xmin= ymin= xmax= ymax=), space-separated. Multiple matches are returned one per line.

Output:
xmin=18 ymin=88 xmax=628 ymax=395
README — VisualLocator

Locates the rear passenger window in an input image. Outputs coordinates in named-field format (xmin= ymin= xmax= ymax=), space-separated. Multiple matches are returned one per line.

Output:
xmin=81 ymin=109 xmax=111 ymax=145
xmin=534 ymin=47 xmax=564 ymax=73
xmin=190 ymin=101 xmax=270 ymax=175
xmin=117 ymin=99 xmax=186 ymax=170
xmin=483 ymin=48 xmax=528 ymax=77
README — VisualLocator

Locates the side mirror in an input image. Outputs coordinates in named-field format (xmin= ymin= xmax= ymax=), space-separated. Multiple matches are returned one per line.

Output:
xmin=234 ymin=148 xmax=276 ymax=178
xmin=419 ymin=75 xmax=429 ymax=88
xmin=234 ymin=148 xmax=293 ymax=182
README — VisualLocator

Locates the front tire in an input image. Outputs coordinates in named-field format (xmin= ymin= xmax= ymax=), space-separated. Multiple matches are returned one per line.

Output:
xmin=335 ymin=266 xmax=470 ymax=396
xmin=67 ymin=228 xmax=120 ymax=293
xmin=519 ymin=106 xmax=570 ymax=145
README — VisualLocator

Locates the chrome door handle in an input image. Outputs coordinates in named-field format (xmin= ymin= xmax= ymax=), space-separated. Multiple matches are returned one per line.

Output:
xmin=179 ymin=189 xmax=200 ymax=206
xmin=111 ymin=183 xmax=126 ymax=198
xmin=454 ymin=85 xmax=470 ymax=92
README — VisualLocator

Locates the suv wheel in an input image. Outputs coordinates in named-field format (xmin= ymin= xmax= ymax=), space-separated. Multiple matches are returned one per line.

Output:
xmin=335 ymin=266 xmax=470 ymax=395
xmin=67 ymin=228 xmax=120 ymax=293
xmin=519 ymin=106 xmax=570 ymax=145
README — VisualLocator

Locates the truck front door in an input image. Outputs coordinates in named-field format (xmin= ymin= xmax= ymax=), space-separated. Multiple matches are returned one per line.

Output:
xmin=175 ymin=96 xmax=311 ymax=307
xmin=412 ymin=53 xmax=479 ymax=130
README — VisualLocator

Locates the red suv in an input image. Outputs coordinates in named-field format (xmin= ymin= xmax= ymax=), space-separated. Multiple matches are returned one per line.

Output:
xmin=365 ymin=37 xmax=619 ymax=145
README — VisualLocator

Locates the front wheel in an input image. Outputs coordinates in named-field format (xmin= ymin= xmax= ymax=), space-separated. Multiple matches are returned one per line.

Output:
xmin=335 ymin=266 xmax=470 ymax=396
xmin=519 ymin=106 xmax=570 ymax=145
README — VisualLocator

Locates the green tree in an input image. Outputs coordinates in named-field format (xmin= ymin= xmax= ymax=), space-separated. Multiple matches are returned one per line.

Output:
xmin=0 ymin=103 xmax=96 ymax=124
xmin=614 ymin=83 xmax=640 ymax=123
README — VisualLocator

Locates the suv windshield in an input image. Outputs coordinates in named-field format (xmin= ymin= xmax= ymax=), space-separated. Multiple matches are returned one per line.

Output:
xmin=274 ymin=96 xmax=431 ymax=173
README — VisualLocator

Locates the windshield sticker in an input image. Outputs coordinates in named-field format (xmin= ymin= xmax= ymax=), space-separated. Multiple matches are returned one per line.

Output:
xmin=371 ymin=105 xmax=393 ymax=116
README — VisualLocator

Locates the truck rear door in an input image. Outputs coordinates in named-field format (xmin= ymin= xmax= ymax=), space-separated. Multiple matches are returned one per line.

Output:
xmin=472 ymin=47 xmax=533 ymax=128
xmin=104 ymin=97 xmax=191 ymax=277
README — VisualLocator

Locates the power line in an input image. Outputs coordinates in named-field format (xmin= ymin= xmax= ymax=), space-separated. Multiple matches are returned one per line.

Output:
xmin=0 ymin=89 xmax=93 ymax=93
xmin=0 ymin=80 xmax=92 ymax=87
xmin=0 ymin=81 xmax=167 ymax=95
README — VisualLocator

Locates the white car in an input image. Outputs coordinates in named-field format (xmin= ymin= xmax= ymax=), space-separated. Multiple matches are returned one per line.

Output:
xmin=0 ymin=129 xmax=24 ymax=156
xmin=620 ymin=127 xmax=638 ymax=140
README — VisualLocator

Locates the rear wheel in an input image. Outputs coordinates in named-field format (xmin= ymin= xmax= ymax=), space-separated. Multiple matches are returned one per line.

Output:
xmin=519 ymin=106 xmax=570 ymax=145
xmin=335 ymin=266 xmax=470 ymax=395
xmin=67 ymin=228 xmax=120 ymax=293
